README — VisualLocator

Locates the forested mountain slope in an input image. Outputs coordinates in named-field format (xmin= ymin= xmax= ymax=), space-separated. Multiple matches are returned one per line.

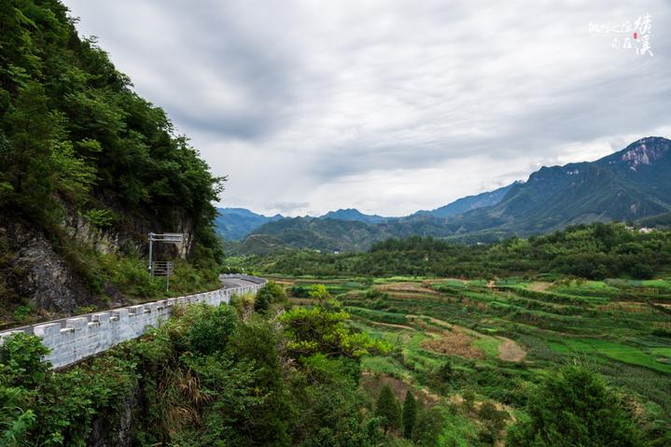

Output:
xmin=413 ymin=182 xmax=517 ymax=218
xmin=472 ymin=136 xmax=671 ymax=234
xmin=0 ymin=0 xmax=223 ymax=326
xmin=215 ymin=208 xmax=283 ymax=241
xmin=238 ymin=137 xmax=671 ymax=253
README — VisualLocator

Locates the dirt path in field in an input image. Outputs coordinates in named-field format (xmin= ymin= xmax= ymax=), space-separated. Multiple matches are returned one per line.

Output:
xmin=407 ymin=315 xmax=454 ymax=334
xmin=407 ymin=315 xmax=452 ymax=328
xmin=528 ymin=282 xmax=552 ymax=292
xmin=377 ymin=282 xmax=440 ymax=295
xmin=368 ymin=321 xmax=416 ymax=331
xmin=497 ymin=339 xmax=527 ymax=362
xmin=361 ymin=371 xmax=441 ymax=405
xmin=423 ymin=278 xmax=468 ymax=285
xmin=410 ymin=314 xmax=527 ymax=362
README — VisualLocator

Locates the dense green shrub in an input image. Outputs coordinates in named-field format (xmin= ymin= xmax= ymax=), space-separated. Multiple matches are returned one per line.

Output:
xmin=238 ymin=223 xmax=671 ymax=280
xmin=0 ymin=285 xmax=394 ymax=446
xmin=0 ymin=0 xmax=225 ymax=316
xmin=253 ymin=281 xmax=288 ymax=313
xmin=506 ymin=364 xmax=645 ymax=447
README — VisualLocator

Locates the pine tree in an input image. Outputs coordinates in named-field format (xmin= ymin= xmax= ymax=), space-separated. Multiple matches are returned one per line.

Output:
xmin=402 ymin=391 xmax=417 ymax=439
xmin=506 ymin=365 xmax=644 ymax=447
xmin=375 ymin=384 xmax=401 ymax=433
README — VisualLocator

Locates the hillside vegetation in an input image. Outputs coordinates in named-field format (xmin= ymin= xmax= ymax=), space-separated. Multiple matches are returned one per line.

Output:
xmin=226 ymin=137 xmax=671 ymax=253
xmin=0 ymin=285 xmax=393 ymax=446
xmin=264 ymin=274 xmax=671 ymax=446
xmin=230 ymin=222 xmax=671 ymax=280
xmin=215 ymin=208 xmax=283 ymax=241
xmin=0 ymin=0 xmax=224 ymax=326
xmin=2 ymin=277 xmax=663 ymax=446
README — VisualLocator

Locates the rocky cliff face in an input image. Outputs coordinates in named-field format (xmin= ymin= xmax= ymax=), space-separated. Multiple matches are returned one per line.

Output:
xmin=2 ymin=222 xmax=96 ymax=315
xmin=64 ymin=211 xmax=195 ymax=260
xmin=609 ymin=137 xmax=669 ymax=170
xmin=0 ymin=208 xmax=196 ymax=320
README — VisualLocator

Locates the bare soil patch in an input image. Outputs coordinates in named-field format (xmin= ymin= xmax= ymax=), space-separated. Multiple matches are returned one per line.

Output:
xmin=420 ymin=328 xmax=485 ymax=360
xmin=527 ymin=282 xmax=552 ymax=292
xmin=497 ymin=339 xmax=527 ymax=362
xmin=411 ymin=319 xmax=447 ymax=334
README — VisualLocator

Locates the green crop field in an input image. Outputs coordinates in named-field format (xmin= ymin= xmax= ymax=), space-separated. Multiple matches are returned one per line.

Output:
xmin=276 ymin=275 xmax=671 ymax=446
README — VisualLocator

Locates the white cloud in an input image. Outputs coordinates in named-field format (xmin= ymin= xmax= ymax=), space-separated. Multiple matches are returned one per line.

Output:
xmin=63 ymin=0 xmax=671 ymax=216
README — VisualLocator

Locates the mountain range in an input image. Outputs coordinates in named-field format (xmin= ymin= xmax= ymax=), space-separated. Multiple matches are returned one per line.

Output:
xmin=215 ymin=208 xmax=284 ymax=241
xmin=219 ymin=136 xmax=671 ymax=253
xmin=412 ymin=182 xmax=519 ymax=218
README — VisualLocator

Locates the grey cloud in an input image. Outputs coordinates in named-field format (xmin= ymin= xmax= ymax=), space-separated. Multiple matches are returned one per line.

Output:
xmin=267 ymin=201 xmax=310 ymax=214
xmin=62 ymin=0 xmax=671 ymax=215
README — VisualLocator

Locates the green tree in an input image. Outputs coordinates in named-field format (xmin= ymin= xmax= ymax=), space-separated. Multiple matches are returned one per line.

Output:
xmin=291 ymin=354 xmax=372 ymax=446
xmin=227 ymin=319 xmax=293 ymax=446
xmin=0 ymin=333 xmax=50 ymax=388
xmin=279 ymin=295 xmax=389 ymax=359
xmin=375 ymin=384 xmax=401 ymax=433
xmin=412 ymin=405 xmax=444 ymax=446
xmin=462 ymin=388 xmax=476 ymax=412
xmin=254 ymin=281 xmax=287 ymax=313
xmin=308 ymin=283 xmax=331 ymax=300
xmin=478 ymin=400 xmax=507 ymax=433
xmin=506 ymin=365 xmax=644 ymax=447
xmin=0 ymin=82 xmax=59 ymax=221
xmin=478 ymin=400 xmax=507 ymax=445
xmin=182 ymin=303 xmax=237 ymax=356
xmin=402 ymin=391 xmax=417 ymax=439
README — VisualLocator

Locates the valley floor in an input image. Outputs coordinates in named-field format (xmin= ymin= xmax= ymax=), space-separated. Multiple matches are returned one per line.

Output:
xmin=273 ymin=274 xmax=671 ymax=445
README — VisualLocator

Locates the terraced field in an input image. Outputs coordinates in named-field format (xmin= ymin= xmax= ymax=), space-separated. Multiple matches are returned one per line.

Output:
xmin=270 ymin=274 xmax=671 ymax=445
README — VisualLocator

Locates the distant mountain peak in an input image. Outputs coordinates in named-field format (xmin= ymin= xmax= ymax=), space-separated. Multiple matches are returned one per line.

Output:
xmin=321 ymin=208 xmax=387 ymax=223
xmin=597 ymin=136 xmax=670 ymax=173
xmin=324 ymin=208 xmax=361 ymax=215
xmin=619 ymin=137 xmax=669 ymax=169
xmin=415 ymin=182 xmax=518 ymax=218
xmin=215 ymin=208 xmax=284 ymax=241
xmin=223 ymin=136 xmax=671 ymax=251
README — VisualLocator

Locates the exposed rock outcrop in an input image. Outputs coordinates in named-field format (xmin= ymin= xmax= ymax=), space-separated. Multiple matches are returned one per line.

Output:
xmin=3 ymin=222 xmax=94 ymax=314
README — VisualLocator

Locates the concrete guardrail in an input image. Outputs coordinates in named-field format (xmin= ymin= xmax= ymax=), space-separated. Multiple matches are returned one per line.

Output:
xmin=0 ymin=274 xmax=267 ymax=369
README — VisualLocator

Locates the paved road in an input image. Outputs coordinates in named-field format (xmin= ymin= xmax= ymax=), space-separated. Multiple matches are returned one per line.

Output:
xmin=2 ymin=275 xmax=262 ymax=336
xmin=220 ymin=277 xmax=258 ymax=289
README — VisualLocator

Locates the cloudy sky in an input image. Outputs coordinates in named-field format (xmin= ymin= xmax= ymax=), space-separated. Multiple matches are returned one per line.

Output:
xmin=62 ymin=0 xmax=671 ymax=217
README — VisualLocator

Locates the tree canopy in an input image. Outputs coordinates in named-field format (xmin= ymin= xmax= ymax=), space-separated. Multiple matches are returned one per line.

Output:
xmin=0 ymin=0 xmax=223 ymax=254
xmin=506 ymin=364 xmax=645 ymax=447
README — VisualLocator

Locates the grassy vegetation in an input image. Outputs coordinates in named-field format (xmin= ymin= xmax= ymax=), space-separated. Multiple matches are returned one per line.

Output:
xmin=0 ymin=284 xmax=393 ymax=446
xmin=277 ymin=275 xmax=671 ymax=446
xmin=234 ymin=223 xmax=671 ymax=281
xmin=2 ymin=274 xmax=666 ymax=446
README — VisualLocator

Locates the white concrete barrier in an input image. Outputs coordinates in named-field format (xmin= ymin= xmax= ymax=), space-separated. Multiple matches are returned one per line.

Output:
xmin=0 ymin=275 xmax=266 ymax=369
